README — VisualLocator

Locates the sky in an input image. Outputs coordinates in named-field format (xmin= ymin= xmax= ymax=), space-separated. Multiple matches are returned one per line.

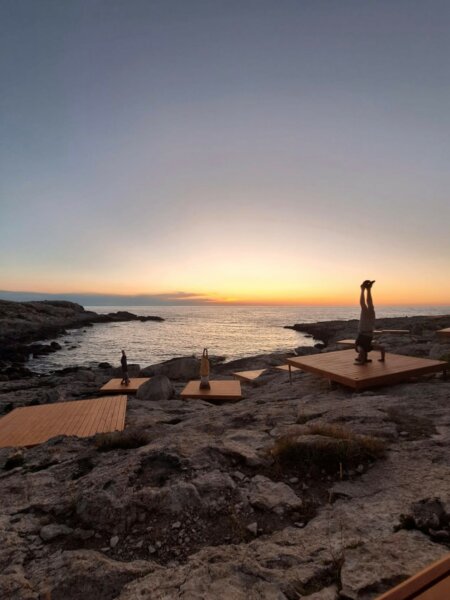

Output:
xmin=1 ymin=0 xmax=449 ymax=305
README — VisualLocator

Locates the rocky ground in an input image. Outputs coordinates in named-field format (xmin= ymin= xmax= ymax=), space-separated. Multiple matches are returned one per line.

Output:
xmin=0 ymin=315 xmax=449 ymax=599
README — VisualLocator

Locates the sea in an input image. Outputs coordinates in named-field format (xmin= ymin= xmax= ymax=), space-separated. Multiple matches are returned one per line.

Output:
xmin=28 ymin=305 xmax=450 ymax=374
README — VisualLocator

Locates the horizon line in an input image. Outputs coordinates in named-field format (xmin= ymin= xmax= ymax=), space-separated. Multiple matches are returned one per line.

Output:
xmin=1 ymin=290 xmax=450 ymax=309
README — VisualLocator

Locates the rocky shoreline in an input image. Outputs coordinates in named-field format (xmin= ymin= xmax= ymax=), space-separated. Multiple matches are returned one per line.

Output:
xmin=0 ymin=313 xmax=449 ymax=599
xmin=0 ymin=300 xmax=163 ymax=379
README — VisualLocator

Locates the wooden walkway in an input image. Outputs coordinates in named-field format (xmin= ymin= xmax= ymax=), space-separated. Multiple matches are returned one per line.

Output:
xmin=0 ymin=396 xmax=127 ymax=448
xmin=376 ymin=553 xmax=450 ymax=599
xmin=180 ymin=380 xmax=242 ymax=402
xmin=100 ymin=378 xmax=150 ymax=394
xmin=287 ymin=349 xmax=447 ymax=391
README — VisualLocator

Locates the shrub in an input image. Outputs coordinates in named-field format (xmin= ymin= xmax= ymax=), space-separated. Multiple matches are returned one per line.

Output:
xmin=271 ymin=423 xmax=385 ymax=473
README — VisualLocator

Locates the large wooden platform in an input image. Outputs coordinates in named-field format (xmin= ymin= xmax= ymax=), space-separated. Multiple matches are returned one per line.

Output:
xmin=180 ymin=380 xmax=242 ymax=402
xmin=287 ymin=349 xmax=447 ymax=391
xmin=100 ymin=378 xmax=150 ymax=394
xmin=376 ymin=553 xmax=450 ymax=599
xmin=437 ymin=327 xmax=450 ymax=339
xmin=0 ymin=396 xmax=127 ymax=448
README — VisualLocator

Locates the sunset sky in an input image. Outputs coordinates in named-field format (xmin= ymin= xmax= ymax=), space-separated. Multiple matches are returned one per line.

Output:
xmin=1 ymin=1 xmax=449 ymax=305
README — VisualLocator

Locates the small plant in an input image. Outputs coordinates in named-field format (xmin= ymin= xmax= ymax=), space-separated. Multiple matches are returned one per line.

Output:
xmin=95 ymin=428 xmax=150 ymax=451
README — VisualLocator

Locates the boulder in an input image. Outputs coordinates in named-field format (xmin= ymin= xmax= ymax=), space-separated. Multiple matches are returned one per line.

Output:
xmin=248 ymin=475 xmax=302 ymax=512
xmin=429 ymin=342 xmax=450 ymax=360
xmin=192 ymin=470 xmax=236 ymax=496
xmin=40 ymin=523 xmax=73 ymax=541
xmin=140 ymin=357 xmax=199 ymax=381
xmin=136 ymin=375 xmax=174 ymax=402
xmin=112 ymin=364 xmax=141 ymax=378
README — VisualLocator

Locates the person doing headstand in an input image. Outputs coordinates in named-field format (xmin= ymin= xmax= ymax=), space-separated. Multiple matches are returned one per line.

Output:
xmin=355 ymin=280 xmax=385 ymax=365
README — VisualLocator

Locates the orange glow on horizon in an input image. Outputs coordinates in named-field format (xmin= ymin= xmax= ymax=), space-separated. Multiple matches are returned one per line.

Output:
xmin=1 ymin=284 xmax=449 ymax=306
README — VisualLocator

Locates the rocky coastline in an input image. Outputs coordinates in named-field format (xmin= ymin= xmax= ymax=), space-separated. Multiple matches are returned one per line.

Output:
xmin=0 ymin=299 xmax=164 ymax=379
xmin=285 ymin=314 xmax=450 ymax=350
xmin=0 ymin=312 xmax=449 ymax=599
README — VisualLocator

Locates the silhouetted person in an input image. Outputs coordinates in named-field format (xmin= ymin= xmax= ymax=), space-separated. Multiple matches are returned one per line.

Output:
xmin=121 ymin=350 xmax=130 ymax=385
xmin=355 ymin=281 xmax=385 ymax=365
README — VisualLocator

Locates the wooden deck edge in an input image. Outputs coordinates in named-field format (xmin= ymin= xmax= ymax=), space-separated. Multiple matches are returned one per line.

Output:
xmin=376 ymin=553 xmax=450 ymax=599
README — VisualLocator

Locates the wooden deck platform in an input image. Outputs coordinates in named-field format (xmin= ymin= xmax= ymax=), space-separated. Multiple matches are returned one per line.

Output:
xmin=437 ymin=327 xmax=450 ymax=339
xmin=232 ymin=369 xmax=267 ymax=383
xmin=180 ymin=380 xmax=242 ymax=402
xmin=0 ymin=396 xmax=127 ymax=448
xmin=100 ymin=378 xmax=150 ymax=394
xmin=275 ymin=364 xmax=300 ymax=373
xmin=376 ymin=553 xmax=450 ymax=599
xmin=287 ymin=349 xmax=447 ymax=390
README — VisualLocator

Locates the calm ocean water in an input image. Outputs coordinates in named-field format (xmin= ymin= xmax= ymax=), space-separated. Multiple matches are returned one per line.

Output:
xmin=29 ymin=305 xmax=450 ymax=373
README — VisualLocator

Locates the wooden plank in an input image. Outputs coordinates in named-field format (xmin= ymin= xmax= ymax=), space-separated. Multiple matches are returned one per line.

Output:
xmin=107 ymin=396 xmax=123 ymax=432
xmin=114 ymin=397 xmax=127 ymax=431
xmin=232 ymin=369 xmax=267 ymax=382
xmin=74 ymin=399 xmax=101 ymax=438
xmin=0 ymin=397 xmax=127 ymax=448
xmin=287 ymin=350 xmax=447 ymax=390
xmin=78 ymin=397 xmax=105 ymax=437
xmin=180 ymin=380 xmax=242 ymax=402
xmin=64 ymin=399 xmax=92 ymax=437
xmin=83 ymin=396 xmax=110 ymax=437
xmin=90 ymin=396 xmax=113 ymax=435
xmin=376 ymin=553 xmax=450 ymax=599
xmin=99 ymin=378 xmax=150 ymax=394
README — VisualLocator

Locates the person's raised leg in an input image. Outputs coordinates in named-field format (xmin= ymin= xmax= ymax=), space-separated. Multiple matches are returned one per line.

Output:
xmin=360 ymin=282 xmax=368 ymax=310
xmin=366 ymin=284 xmax=374 ymax=311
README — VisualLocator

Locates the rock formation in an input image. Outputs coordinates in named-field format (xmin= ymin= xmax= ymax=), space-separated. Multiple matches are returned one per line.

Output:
xmin=0 ymin=314 xmax=449 ymax=599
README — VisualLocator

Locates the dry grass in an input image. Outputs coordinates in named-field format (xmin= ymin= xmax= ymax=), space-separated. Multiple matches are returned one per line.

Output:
xmin=95 ymin=428 xmax=150 ymax=452
xmin=270 ymin=423 xmax=385 ymax=473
